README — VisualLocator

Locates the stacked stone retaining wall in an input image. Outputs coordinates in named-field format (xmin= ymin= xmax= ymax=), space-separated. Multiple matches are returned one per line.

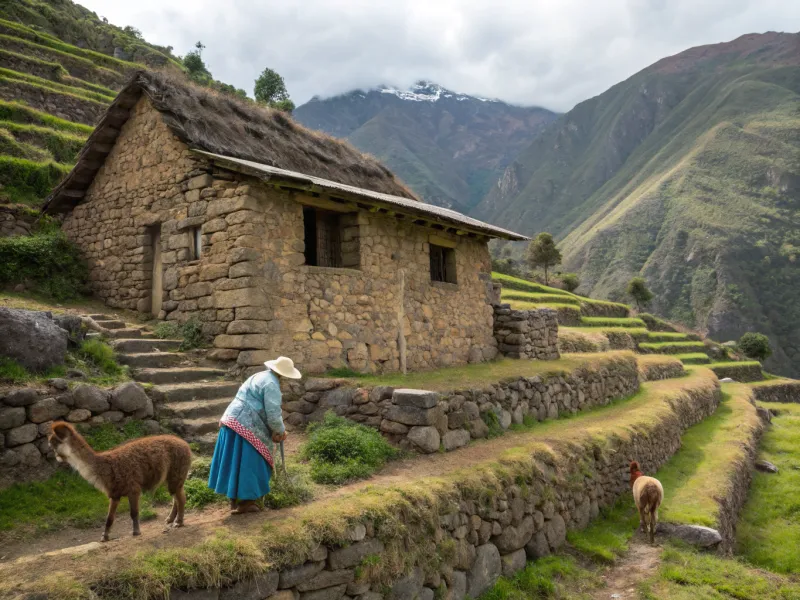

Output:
xmin=492 ymin=305 xmax=559 ymax=360
xmin=282 ymin=354 xmax=640 ymax=453
xmin=0 ymin=381 xmax=158 ymax=487
xmin=0 ymin=204 xmax=36 ymax=238
xmin=163 ymin=373 xmax=721 ymax=600
xmin=751 ymin=381 xmax=800 ymax=403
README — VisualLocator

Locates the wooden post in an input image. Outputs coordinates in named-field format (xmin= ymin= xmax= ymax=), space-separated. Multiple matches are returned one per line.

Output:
xmin=398 ymin=269 xmax=407 ymax=374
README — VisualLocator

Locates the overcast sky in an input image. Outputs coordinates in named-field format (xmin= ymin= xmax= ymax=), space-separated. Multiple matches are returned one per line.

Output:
xmin=81 ymin=0 xmax=799 ymax=112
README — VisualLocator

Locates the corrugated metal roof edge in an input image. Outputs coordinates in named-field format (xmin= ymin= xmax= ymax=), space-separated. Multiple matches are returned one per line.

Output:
xmin=193 ymin=150 xmax=529 ymax=241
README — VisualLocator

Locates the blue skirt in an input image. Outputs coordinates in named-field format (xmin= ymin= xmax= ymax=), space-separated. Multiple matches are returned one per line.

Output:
xmin=208 ymin=426 xmax=272 ymax=500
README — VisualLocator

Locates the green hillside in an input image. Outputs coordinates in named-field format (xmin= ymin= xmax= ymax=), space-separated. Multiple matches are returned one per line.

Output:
xmin=476 ymin=32 xmax=800 ymax=377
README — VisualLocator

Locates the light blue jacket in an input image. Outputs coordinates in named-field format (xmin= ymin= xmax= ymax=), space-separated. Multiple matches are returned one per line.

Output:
xmin=220 ymin=370 xmax=285 ymax=461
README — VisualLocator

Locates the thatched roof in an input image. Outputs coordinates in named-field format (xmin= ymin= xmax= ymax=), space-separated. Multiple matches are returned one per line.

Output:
xmin=43 ymin=71 xmax=526 ymax=240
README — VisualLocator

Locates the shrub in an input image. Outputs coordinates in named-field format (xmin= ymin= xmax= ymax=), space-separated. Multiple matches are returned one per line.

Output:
xmin=738 ymin=332 xmax=772 ymax=361
xmin=264 ymin=465 xmax=314 ymax=509
xmin=301 ymin=412 xmax=399 ymax=484
xmin=561 ymin=273 xmax=579 ymax=292
xmin=153 ymin=317 xmax=207 ymax=350
xmin=0 ymin=231 xmax=87 ymax=300
xmin=626 ymin=277 xmax=653 ymax=310
xmin=184 ymin=478 xmax=225 ymax=510
xmin=0 ymin=155 xmax=70 ymax=204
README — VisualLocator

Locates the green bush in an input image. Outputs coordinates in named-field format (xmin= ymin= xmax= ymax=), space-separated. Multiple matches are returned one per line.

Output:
xmin=561 ymin=273 xmax=579 ymax=292
xmin=0 ymin=231 xmax=87 ymax=300
xmin=264 ymin=465 xmax=314 ymax=509
xmin=153 ymin=317 xmax=207 ymax=350
xmin=184 ymin=478 xmax=225 ymax=510
xmin=738 ymin=332 xmax=772 ymax=361
xmin=301 ymin=412 xmax=399 ymax=484
xmin=0 ymin=357 xmax=31 ymax=383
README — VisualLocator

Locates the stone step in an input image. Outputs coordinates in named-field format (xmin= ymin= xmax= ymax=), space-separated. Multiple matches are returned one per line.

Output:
xmin=118 ymin=352 xmax=185 ymax=369
xmin=172 ymin=416 xmax=220 ymax=436
xmin=87 ymin=314 xmax=113 ymax=321
xmin=112 ymin=338 xmax=182 ymax=353
xmin=100 ymin=320 xmax=127 ymax=330
xmin=151 ymin=380 xmax=240 ymax=403
xmin=135 ymin=367 xmax=227 ymax=385
xmin=107 ymin=328 xmax=143 ymax=339
xmin=161 ymin=397 xmax=229 ymax=420
xmin=186 ymin=431 xmax=219 ymax=453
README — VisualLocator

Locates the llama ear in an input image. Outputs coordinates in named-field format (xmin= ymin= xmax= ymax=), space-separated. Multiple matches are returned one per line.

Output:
xmin=52 ymin=423 xmax=71 ymax=440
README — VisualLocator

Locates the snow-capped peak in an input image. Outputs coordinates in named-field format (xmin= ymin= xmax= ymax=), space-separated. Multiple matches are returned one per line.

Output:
xmin=377 ymin=81 xmax=499 ymax=103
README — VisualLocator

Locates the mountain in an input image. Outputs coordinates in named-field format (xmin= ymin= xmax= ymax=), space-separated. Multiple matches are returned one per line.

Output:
xmin=475 ymin=32 xmax=800 ymax=376
xmin=293 ymin=82 xmax=557 ymax=211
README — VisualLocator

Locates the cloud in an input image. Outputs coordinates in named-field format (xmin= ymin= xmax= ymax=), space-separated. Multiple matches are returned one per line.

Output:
xmin=80 ymin=0 xmax=800 ymax=111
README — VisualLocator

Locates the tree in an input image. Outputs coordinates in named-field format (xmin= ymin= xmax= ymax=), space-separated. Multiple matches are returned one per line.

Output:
xmin=526 ymin=233 xmax=562 ymax=285
xmin=738 ymin=332 xmax=772 ymax=361
xmin=254 ymin=67 xmax=294 ymax=112
xmin=627 ymin=277 xmax=654 ymax=310
xmin=562 ymin=273 xmax=580 ymax=292
xmin=194 ymin=41 xmax=206 ymax=58
xmin=183 ymin=50 xmax=211 ymax=84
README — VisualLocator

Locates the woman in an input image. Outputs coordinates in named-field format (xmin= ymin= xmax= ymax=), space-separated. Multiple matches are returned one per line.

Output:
xmin=208 ymin=356 xmax=301 ymax=514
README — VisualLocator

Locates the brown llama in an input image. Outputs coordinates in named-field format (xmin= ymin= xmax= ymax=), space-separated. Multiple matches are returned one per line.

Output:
xmin=48 ymin=421 xmax=192 ymax=542
xmin=630 ymin=460 xmax=664 ymax=544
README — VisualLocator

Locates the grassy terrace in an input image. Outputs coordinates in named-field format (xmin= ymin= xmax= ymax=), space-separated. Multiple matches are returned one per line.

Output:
xmin=330 ymin=352 xmax=637 ymax=390
xmin=580 ymin=316 xmax=644 ymax=328
xmin=0 ymin=99 xmax=93 ymax=134
xmin=493 ymin=272 xmax=630 ymax=315
xmin=0 ymin=120 xmax=86 ymax=163
xmin=675 ymin=352 xmax=711 ymax=364
xmin=0 ymin=368 xmax=719 ymax=600
xmin=638 ymin=340 xmax=706 ymax=354
xmin=655 ymin=383 xmax=761 ymax=527
xmin=0 ymin=66 xmax=115 ymax=103
xmin=738 ymin=400 xmax=800 ymax=574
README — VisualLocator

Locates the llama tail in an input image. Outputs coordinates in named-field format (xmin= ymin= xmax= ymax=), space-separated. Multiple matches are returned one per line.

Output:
xmin=639 ymin=481 xmax=663 ymax=511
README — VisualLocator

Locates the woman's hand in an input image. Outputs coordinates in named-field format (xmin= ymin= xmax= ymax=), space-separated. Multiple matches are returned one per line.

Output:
xmin=272 ymin=431 xmax=288 ymax=443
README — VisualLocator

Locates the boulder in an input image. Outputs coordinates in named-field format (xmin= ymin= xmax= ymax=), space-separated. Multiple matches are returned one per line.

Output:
xmin=525 ymin=531 xmax=550 ymax=560
xmin=48 ymin=378 xmax=70 ymax=391
xmin=755 ymin=459 xmax=779 ymax=473
xmin=142 ymin=420 xmax=161 ymax=435
xmin=0 ymin=308 xmax=68 ymax=372
xmin=388 ymin=567 xmax=424 ymax=600
xmin=466 ymin=544 xmax=501 ymax=598
xmin=0 ymin=406 xmax=26 ymax=430
xmin=658 ymin=523 xmax=722 ymax=548
xmin=27 ymin=398 xmax=69 ymax=424
xmin=111 ymin=383 xmax=149 ymax=413
xmin=279 ymin=561 xmax=325 ymax=589
xmin=445 ymin=571 xmax=467 ymax=600
xmin=3 ymin=389 xmax=39 ymax=407
xmin=442 ymin=429 xmax=470 ymax=451
xmin=384 ymin=405 xmax=439 ymax=426
xmin=72 ymin=384 xmax=110 ymax=412
xmin=16 ymin=442 xmax=42 ymax=466
xmin=492 ymin=516 xmax=534 ymax=553
xmin=219 ymin=571 xmax=278 ymax=600
xmin=407 ymin=426 xmax=440 ymax=453
xmin=67 ymin=409 xmax=92 ymax=423
xmin=392 ymin=389 xmax=439 ymax=409
xmin=544 ymin=514 xmax=566 ymax=550
xmin=6 ymin=423 xmax=38 ymax=446
xmin=756 ymin=407 xmax=772 ymax=424
xmin=327 ymin=538 xmax=384 ymax=569
xmin=296 ymin=570 xmax=354 ymax=592
xmin=299 ymin=584 xmax=346 ymax=600
xmin=53 ymin=314 xmax=86 ymax=346
xmin=500 ymin=549 xmax=527 ymax=577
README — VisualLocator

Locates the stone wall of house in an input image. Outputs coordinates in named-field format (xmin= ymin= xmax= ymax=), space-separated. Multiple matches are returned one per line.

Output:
xmin=281 ymin=354 xmax=640 ymax=453
xmin=165 ymin=374 xmax=721 ymax=600
xmin=0 ymin=204 xmax=36 ymax=237
xmin=0 ymin=381 xmax=158 ymax=488
xmin=492 ymin=305 xmax=559 ymax=360
xmin=62 ymin=96 xmax=499 ymax=375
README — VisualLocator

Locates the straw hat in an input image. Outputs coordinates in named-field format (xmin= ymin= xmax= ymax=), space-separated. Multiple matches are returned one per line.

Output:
xmin=265 ymin=356 xmax=302 ymax=379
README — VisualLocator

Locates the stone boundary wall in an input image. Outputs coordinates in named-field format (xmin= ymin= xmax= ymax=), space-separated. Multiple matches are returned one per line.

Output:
xmin=162 ymin=374 xmax=721 ymax=600
xmin=714 ymin=393 xmax=763 ymax=553
xmin=709 ymin=363 xmax=763 ymax=383
xmin=638 ymin=358 xmax=685 ymax=382
xmin=0 ymin=204 xmax=36 ymax=238
xmin=0 ymin=381 xmax=158 ymax=487
xmin=492 ymin=305 xmax=559 ymax=360
xmin=282 ymin=355 xmax=639 ymax=453
xmin=578 ymin=301 xmax=630 ymax=319
xmin=751 ymin=381 xmax=800 ymax=403
xmin=0 ymin=80 xmax=105 ymax=126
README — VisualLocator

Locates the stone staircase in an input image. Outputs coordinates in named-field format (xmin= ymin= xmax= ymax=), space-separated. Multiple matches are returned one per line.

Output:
xmin=86 ymin=313 xmax=238 ymax=450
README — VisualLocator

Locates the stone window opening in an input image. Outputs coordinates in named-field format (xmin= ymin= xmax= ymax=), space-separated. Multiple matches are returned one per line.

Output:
xmin=189 ymin=226 xmax=202 ymax=260
xmin=430 ymin=244 xmax=457 ymax=284
xmin=303 ymin=207 xmax=360 ymax=269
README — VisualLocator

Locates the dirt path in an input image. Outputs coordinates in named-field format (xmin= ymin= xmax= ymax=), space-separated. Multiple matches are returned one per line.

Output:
xmin=0 ymin=374 xmax=700 ymax=582
xmin=590 ymin=538 xmax=662 ymax=600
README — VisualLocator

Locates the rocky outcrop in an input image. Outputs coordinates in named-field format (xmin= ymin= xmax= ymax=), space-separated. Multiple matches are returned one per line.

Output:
xmin=0 ymin=308 xmax=68 ymax=372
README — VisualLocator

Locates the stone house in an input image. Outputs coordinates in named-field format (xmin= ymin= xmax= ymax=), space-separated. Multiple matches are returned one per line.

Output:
xmin=44 ymin=72 xmax=527 ymax=374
